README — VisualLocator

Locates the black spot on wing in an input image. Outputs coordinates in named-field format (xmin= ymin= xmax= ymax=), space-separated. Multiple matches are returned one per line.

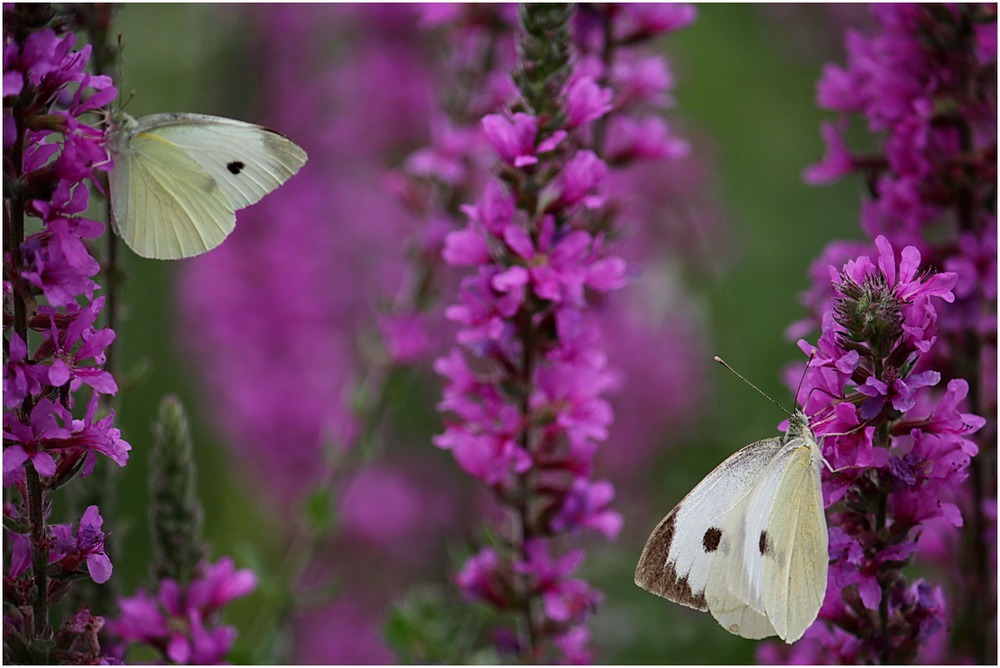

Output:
xmin=227 ymin=160 xmax=245 ymax=175
xmin=758 ymin=530 xmax=770 ymax=556
xmin=702 ymin=527 xmax=722 ymax=553
xmin=635 ymin=513 xmax=708 ymax=611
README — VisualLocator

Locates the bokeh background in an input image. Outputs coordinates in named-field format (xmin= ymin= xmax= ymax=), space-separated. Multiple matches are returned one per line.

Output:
xmin=104 ymin=4 xmax=869 ymax=664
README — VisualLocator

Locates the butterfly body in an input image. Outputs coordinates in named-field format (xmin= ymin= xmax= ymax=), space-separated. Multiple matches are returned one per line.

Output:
xmin=635 ymin=410 xmax=828 ymax=644
xmin=107 ymin=112 xmax=307 ymax=260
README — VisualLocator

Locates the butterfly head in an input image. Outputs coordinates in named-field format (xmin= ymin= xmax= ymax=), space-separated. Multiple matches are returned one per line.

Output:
xmin=105 ymin=111 xmax=139 ymax=154
xmin=784 ymin=409 xmax=814 ymax=443
xmin=110 ymin=110 xmax=137 ymax=132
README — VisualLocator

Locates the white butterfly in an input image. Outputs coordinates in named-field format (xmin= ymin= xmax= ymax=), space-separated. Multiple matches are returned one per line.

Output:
xmin=107 ymin=112 xmax=307 ymax=260
xmin=634 ymin=409 xmax=828 ymax=644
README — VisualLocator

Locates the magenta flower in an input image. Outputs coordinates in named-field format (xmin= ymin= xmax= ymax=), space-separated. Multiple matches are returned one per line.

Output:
xmin=549 ymin=478 xmax=622 ymax=539
xmin=481 ymin=112 xmax=565 ymax=168
xmin=803 ymin=120 xmax=855 ymax=184
xmin=50 ymin=505 xmax=113 ymax=584
xmin=3 ymin=398 xmax=69 ymax=483
xmin=499 ymin=215 xmax=625 ymax=304
xmin=604 ymin=115 xmax=689 ymax=163
xmin=433 ymin=399 xmax=532 ymax=485
xmin=553 ymin=626 xmax=592 ymax=664
xmin=3 ymin=333 xmax=46 ymax=409
xmin=183 ymin=557 xmax=257 ymax=615
xmin=611 ymin=4 xmax=697 ymax=42
xmin=377 ymin=312 xmax=433 ymax=364
xmin=403 ymin=117 xmax=484 ymax=186
xmin=442 ymin=224 xmax=493 ymax=267
xmin=7 ymin=505 xmax=112 ymax=585
xmin=515 ymin=540 xmax=600 ymax=626
xmin=481 ymin=112 xmax=534 ymax=166
xmin=3 ymin=392 xmax=129 ymax=491
xmin=563 ymin=76 xmax=613 ymax=129
xmin=856 ymin=369 xmax=939 ymax=419
xmin=546 ymin=149 xmax=609 ymax=209
xmin=7 ymin=531 xmax=31 ymax=580
xmin=455 ymin=547 xmax=507 ymax=607
xmin=19 ymin=220 xmax=102 ymax=309
xmin=38 ymin=297 xmax=118 ymax=396
xmin=111 ymin=558 xmax=256 ymax=664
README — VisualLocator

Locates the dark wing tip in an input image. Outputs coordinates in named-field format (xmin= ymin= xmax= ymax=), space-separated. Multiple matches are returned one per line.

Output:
xmin=634 ymin=513 xmax=708 ymax=611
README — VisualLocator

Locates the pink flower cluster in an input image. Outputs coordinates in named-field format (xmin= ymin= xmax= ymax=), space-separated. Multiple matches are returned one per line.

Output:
xmin=110 ymin=558 xmax=256 ymax=664
xmin=770 ymin=5 xmax=995 ymax=662
xmin=774 ymin=240 xmax=982 ymax=663
xmin=2 ymin=27 xmax=125 ymax=474
xmin=806 ymin=5 xmax=996 ymax=246
xmin=6 ymin=504 xmax=112 ymax=586
xmin=434 ymin=5 xmax=697 ymax=662
xmin=3 ymin=15 xmax=127 ymax=663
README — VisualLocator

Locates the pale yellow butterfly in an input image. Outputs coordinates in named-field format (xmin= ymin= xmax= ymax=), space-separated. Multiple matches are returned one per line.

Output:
xmin=107 ymin=112 xmax=307 ymax=260
xmin=634 ymin=358 xmax=828 ymax=644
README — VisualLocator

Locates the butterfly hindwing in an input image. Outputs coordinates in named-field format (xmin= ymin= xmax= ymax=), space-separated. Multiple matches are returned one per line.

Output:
xmin=112 ymin=129 xmax=233 ymax=259
xmin=635 ymin=437 xmax=784 ymax=613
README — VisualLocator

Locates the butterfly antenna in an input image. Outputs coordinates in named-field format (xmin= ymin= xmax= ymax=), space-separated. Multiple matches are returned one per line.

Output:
xmin=793 ymin=351 xmax=816 ymax=408
xmin=713 ymin=356 xmax=792 ymax=417
xmin=114 ymin=33 xmax=134 ymax=115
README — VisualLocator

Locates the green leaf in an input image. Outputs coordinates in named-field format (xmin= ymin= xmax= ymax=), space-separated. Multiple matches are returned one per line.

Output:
xmin=383 ymin=586 xmax=501 ymax=664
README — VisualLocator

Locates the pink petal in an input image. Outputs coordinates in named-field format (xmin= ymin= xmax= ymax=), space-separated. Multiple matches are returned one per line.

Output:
xmin=87 ymin=552 xmax=112 ymax=584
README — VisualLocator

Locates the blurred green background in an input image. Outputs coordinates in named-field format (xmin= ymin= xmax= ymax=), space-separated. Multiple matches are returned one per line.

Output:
xmin=104 ymin=4 xmax=863 ymax=663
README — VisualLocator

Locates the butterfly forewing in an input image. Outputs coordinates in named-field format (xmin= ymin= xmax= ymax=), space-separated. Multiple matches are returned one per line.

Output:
xmin=704 ymin=493 xmax=777 ymax=639
xmin=133 ymin=114 xmax=307 ymax=209
xmin=635 ymin=437 xmax=784 ymax=612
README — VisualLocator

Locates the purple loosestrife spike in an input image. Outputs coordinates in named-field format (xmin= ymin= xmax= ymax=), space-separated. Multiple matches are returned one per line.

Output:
xmin=108 ymin=396 xmax=252 ymax=664
xmin=766 ymin=6 xmax=994 ymax=662
xmin=780 ymin=237 xmax=974 ymax=663
xmin=149 ymin=396 xmax=207 ymax=585
xmin=433 ymin=2 xmax=700 ymax=661
xmin=3 ymin=6 xmax=125 ymax=663
xmin=434 ymin=4 xmax=622 ymax=660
